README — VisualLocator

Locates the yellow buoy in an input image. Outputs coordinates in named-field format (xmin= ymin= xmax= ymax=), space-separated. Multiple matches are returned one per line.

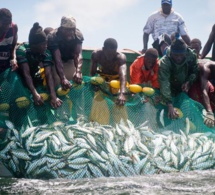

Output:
xmin=175 ymin=108 xmax=183 ymax=118
xmin=129 ymin=84 xmax=142 ymax=93
xmin=40 ymin=93 xmax=49 ymax=101
xmin=15 ymin=97 xmax=30 ymax=108
xmin=110 ymin=80 xmax=120 ymax=89
xmin=142 ymin=87 xmax=155 ymax=96
xmin=90 ymin=76 xmax=105 ymax=85
xmin=0 ymin=103 xmax=10 ymax=111
xmin=57 ymin=87 xmax=70 ymax=96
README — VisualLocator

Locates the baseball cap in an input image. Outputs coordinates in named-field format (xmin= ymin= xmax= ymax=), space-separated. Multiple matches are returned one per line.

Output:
xmin=161 ymin=0 xmax=172 ymax=5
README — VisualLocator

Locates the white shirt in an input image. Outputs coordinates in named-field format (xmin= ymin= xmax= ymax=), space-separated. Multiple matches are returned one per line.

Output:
xmin=143 ymin=9 xmax=188 ymax=41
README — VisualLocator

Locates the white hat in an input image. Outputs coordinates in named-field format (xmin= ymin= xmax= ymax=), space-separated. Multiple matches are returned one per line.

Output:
xmin=61 ymin=16 xmax=76 ymax=28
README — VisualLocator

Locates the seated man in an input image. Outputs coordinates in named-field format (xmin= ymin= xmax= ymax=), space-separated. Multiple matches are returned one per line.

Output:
xmin=90 ymin=38 xmax=127 ymax=106
xmin=47 ymin=16 xmax=84 ymax=90
xmin=130 ymin=48 xmax=159 ymax=89
xmin=158 ymin=38 xmax=198 ymax=119
xmin=16 ymin=22 xmax=62 ymax=109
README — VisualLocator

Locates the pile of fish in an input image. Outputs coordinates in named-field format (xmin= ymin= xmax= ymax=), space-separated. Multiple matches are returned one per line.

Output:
xmin=1 ymin=116 xmax=215 ymax=179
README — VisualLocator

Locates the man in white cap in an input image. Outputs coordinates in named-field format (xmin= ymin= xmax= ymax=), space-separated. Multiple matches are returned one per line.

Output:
xmin=142 ymin=0 xmax=191 ymax=54
xmin=47 ymin=16 xmax=84 ymax=90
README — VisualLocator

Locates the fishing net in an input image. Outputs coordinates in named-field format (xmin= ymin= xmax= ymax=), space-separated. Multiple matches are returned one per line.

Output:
xmin=0 ymin=52 xmax=215 ymax=179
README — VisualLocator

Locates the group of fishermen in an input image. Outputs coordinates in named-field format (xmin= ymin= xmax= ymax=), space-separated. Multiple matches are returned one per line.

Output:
xmin=0 ymin=0 xmax=215 ymax=132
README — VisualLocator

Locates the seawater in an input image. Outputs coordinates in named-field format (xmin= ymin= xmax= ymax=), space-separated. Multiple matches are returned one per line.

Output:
xmin=1 ymin=170 xmax=215 ymax=195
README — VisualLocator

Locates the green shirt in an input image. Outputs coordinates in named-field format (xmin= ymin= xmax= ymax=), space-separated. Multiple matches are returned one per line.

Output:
xmin=16 ymin=43 xmax=53 ymax=86
xmin=158 ymin=47 xmax=198 ymax=104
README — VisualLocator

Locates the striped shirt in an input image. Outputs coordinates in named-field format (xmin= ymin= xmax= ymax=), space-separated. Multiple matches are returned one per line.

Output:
xmin=0 ymin=23 xmax=15 ymax=73
xmin=143 ymin=9 xmax=188 ymax=41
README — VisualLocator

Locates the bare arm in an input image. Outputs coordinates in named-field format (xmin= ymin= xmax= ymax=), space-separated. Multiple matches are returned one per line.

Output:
xmin=201 ymin=25 xmax=215 ymax=59
xmin=142 ymin=32 xmax=149 ymax=53
xmin=19 ymin=62 xmax=43 ymax=105
xmin=181 ymin=34 xmax=191 ymax=46
xmin=200 ymin=64 xmax=212 ymax=112
xmin=90 ymin=51 xmax=98 ymax=76
xmin=73 ymin=43 xmax=83 ymax=84
xmin=11 ymin=24 xmax=18 ymax=71
xmin=44 ymin=66 xmax=62 ymax=108
xmin=116 ymin=53 xmax=127 ymax=106
xmin=52 ymin=49 xmax=71 ymax=90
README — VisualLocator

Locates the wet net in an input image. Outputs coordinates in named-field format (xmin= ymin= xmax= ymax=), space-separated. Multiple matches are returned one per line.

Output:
xmin=0 ymin=63 xmax=215 ymax=179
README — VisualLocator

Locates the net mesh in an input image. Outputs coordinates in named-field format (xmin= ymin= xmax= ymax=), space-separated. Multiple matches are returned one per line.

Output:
xmin=0 ymin=61 xmax=215 ymax=179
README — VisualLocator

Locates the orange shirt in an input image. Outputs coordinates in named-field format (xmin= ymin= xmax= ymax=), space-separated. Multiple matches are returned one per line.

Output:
xmin=130 ymin=56 xmax=159 ymax=88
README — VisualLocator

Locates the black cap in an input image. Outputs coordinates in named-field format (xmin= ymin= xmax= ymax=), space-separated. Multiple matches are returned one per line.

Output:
xmin=29 ymin=22 xmax=47 ymax=45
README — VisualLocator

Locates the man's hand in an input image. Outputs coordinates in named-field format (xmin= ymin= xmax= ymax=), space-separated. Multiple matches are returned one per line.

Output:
xmin=73 ymin=72 xmax=82 ymax=84
xmin=50 ymin=97 xmax=63 ymax=109
xmin=10 ymin=59 xmax=18 ymax=71
xmin=182 ymin=81 xmax=190 ymax=92
xmin=61 ymin=78 xmax=72 ymax=90
xmin=116 ymin=93 xmax=126 ymax=106
xmin=33 ymin=93 xmax=44 ymax=106
xmin=204 ymin=111 xmax=215 ymax=128
xmin=168 ymin=103 xmax=179 ymax=119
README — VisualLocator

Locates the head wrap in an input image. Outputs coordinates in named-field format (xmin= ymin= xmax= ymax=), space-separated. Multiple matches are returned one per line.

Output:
xmin=29 ymin=22 xmax=47 ymax=45
xmin=161 ymin=0 xmax=172 ymax=5
xmin=61 ymin=16 xmax=76 ymax=28
xmin=171 ymin=39 xmax=187 ymax=53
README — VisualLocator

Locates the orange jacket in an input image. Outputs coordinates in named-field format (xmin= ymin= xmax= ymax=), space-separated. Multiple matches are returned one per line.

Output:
xmin=130 ymin=56 xmax=159 ymax=88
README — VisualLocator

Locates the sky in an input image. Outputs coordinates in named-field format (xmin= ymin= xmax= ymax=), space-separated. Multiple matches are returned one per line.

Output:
xmin=2 ymin=0 xmax=215 ymax=54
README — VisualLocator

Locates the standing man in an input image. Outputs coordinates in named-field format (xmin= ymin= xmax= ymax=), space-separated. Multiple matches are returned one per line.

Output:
xmin=16 ymin=22 xmax=62 ymax=109
xmin=130 ymin=48 xmax=159 ymax=89
xmin=201 ymin=24 xmax=215 ymax=61
xmin=90 ymin=38 xmax=127 ymax=106
xmin=47 ymin=16 xmax=84 ymax=90
xmin=158 ymin=38 xmax=198 ymax=119
xmin=142 ymin=0 xmax=191 ymax=53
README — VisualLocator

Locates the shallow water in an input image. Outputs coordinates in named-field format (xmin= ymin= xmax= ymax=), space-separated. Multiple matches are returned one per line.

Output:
xmin=1 ymin=170 xmax=215 ymax=195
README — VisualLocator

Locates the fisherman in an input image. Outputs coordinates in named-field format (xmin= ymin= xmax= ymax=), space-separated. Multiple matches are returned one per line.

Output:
xmin=90 ymin=38 xmax=127 ymax=106
xmin=130 ymin=48 xmax=159 ymax=89
xmin=158 ymin=38 xmax=198 ymax=119
xmin=16 ymin=22 xmax=62 ymax=109
xmin=201 ymin=24 xmax=215 ymax=61
xmin=47 ymin=16 xmax=84 ymax=89
xmin=0 ymin=8 xmax=18 ymax=73
xmin=0 ymin=8 xmax=18 ymax=138
xmin=142 ymin=0 xmax=190 ymax=54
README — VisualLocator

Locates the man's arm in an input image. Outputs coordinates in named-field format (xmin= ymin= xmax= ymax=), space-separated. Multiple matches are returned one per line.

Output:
xmin=19 ymin=63 xmax=43 ymax=105
xmin=200 ymin=63 xmax=215 ymax=127
xmin=44 ymin=66 xmax=62 ymax=108
xmin=142 ymin=33 xmax=149 ymax=53
xmin=52 ymin=49 xmax=71 ymax=90
xmin=10 ymin=24 xmax=18 ymax=71
xmin=90 ymin=51 xmax=98 ymax=76
xmin=73 ymin=43 xmax=83 ymax=84
xmin=116 ymin=53 xmax=127 ymax=106
xmin=181 ymin=34 xmax=191 ymax=46
xmin=201 ymin=24 xmax=215 ymax=59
